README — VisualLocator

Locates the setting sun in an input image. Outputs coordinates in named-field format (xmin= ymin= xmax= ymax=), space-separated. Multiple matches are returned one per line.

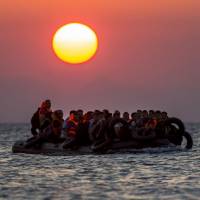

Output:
xmin=52 ymin=23 xmax=98 ymax=64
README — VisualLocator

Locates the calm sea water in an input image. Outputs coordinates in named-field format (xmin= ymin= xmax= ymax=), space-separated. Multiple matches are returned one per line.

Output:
xmin=0 ymin=123 xmax=200 ymax=200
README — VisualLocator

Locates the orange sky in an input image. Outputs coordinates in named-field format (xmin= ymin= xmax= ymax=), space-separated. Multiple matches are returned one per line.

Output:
xmin=0 ymin=0 xmax=200 ymax=122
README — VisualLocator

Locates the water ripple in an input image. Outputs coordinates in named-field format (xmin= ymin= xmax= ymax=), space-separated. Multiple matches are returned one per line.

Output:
xmin=0 ymin=123 xmax=200 ymax=199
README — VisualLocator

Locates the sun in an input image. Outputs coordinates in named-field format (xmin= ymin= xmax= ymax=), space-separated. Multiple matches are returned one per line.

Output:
xmin=52 ymin=23 xmax=98 ymax=64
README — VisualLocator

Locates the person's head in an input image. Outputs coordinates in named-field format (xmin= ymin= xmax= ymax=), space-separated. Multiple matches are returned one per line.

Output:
xmin=142 ymin=110 xmax=148 ymax=118
xmin=77 ymin=109 xmax=83 ymax=117
xmin=53 ymin=110 xmax=63 ymax=120
xmin=149 ymin=110 xmax=154 ymax=118
xmin=107 ymin=113 xmax=113 ymax=120
xmin=161 ymin=111 xmax=168 ymax=120
xmin=97 ymin=112 xmax=104 ymax=120
xmin=123 ymin=112 xmax=129 ymax=121
xmin=136 ymin=110 xmax=142 ymax=118
xmin=155 ymin=110 xmax=162 ymax=120
xmin=84 ymin=111 xmax=93 ymax=121
xmin=103 ymin=109 xmax=110 ymax=119
xmin=113 ymin=110 xmax=121 ymax=118
xmin=69 ymin=110 xmax=78 ymax=120
xmin=45 ymin=99 xmax=51 ymax=109
xmin=131 ymin=112 xmax=137 ymax=120
xmin=52 ymin=120 xmax=62 ymax=135
xmin=93 ymin=110 xmax=101 ymax=121
xmin=103 ymin=109 xmax=109 ymax=114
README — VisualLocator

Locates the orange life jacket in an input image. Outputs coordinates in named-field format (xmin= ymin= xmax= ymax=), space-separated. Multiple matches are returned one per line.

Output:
xmin=145 ymin=119 xmax=158 ymax=129
xmin=66 ymin=119 xmax=78 ymax=138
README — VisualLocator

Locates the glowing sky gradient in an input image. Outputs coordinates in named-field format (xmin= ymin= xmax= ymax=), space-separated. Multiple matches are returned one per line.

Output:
xmin=0 ymin=0 xmax=200 ymax=122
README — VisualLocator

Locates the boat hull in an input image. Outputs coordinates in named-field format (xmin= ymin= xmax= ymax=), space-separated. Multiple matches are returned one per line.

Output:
xmin=12 ymin=139 xmax=176 ymax=155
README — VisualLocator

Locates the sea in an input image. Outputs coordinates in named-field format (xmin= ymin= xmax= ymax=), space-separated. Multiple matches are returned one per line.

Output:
xmin=0 ymin=123 xmax=199 ymax=200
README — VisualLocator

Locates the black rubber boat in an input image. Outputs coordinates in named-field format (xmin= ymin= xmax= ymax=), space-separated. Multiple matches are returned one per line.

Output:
xmin=12 ymin=117 xmax=193 ymax=155
xmin=12 ymin=139 xmax=178 ymax=155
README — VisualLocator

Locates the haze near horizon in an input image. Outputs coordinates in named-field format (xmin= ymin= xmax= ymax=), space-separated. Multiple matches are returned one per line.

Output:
xmin=0 ymin=0 xmax=200 ymax=122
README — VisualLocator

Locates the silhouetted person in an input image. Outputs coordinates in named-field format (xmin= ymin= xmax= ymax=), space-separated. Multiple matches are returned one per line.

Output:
xmin=31 ymin=99 xmax=52 ymax=136
xmin=26 ymin=120 xmax=64 ymax=148
xmin=123 ymin=112 xmax=130 ymax=122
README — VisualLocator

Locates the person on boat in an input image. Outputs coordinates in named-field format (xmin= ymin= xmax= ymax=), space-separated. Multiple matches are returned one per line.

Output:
xmin=155 ymin=110 xmax=162 ymax=122
xmin=30 ymin=107 xmax=40 ymax=136
xmin=102 ymin=109 xmax=110 ymax=119
xmin=65 ymin=110 xmax=79 ymax=138
xmin=30 ymin=99 xmax=52 ymax=136
xmin=39 ymin=100 xmax=52 ymax=128
xmin=131 ymin=121 xmax=156 ymax=141
xmin=161 ymin=111 xmax=168 ymax=121
xmin=77 ymin=109 xmax=84 ymax=121
xmin=148 ymin=110 xmax=155 ymax=119
xmin=112 ymin=110 xmax=123 ymax=137
xmin=64 ymin=110 xmax=95 ymax=149
xmin=128 ymin=112 xmax=137 ymax=130
xmin=105 ymin=112 xmax=113 ymax=124
xmin=136 ymin=110 xmax=142 ymax=117
xmin=25 ymin=120 xmax=64 ymax=148
xmin=129 ymin=109 xmax=155 ymax=141
xmin=113 ymin=110 xmax=121 ymax=119
xmin=63 ymin=111 xmax=94 ymax=149
xmin=81 ymin=111 xmax=93 ymax=124
xmin=74 ymin=111 xmax=93 ymax=146
xmin=63 ymin=110 xmax=76 ymax=130
xmin=135 ymin=110 xmax=149 ymax=128
xmin=88 ymin=111 xmax=103 ymax=142
xmin=142 ymin=110 xmax=149 ymax=118
xmin=62 ymin=110 xmax=83 ymax=149
xmin=90 ymin=112 xmax=112 ymax=151
xmin=122 ymin=112 xmax=130 ymax=122
xmin=52 ymin=110 xmax=64 ymax=123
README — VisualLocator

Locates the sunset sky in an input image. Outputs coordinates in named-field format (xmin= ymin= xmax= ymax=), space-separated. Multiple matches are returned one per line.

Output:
xmin=0 ymin=0 xmax=200 ymax=122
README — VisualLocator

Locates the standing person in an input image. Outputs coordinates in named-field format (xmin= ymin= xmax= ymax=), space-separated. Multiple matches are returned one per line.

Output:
xmin=30 ymin=99 xmax=52 ymax=136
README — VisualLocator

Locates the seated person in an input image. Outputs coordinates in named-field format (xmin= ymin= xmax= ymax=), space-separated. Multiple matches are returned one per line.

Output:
xmin=131 ymin=113 xmax=156 ymax=141
xmin=88 ymin=111 xmax=103 ymax=142
xmin=65 ymin=110 xmax=79 ymax=138
xmin=77 ymin=109 xmax=84 ymax=122
xmin=62 ymin=111 xmax=80 ymax=149
xmin=113 ymin=110 xmax=121 ymax=119
xmin=25 ymin=120 xmax=64 ymax=148
xmin=52 ymin=110 xmax=64 ymax=123
xmin=122 ymin=112 xmax=130 ymax=122
xmin=161 ymin=111 xmax=168 ymax=121
xmin=90 ymin=113 xmax=111 ymax=151
xmin=77 ymin=111 xmax=94 ymax=145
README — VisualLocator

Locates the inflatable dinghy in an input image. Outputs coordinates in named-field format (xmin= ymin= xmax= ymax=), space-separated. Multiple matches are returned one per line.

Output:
xmin=12 ymin=117 xmax=193 ymax=155
xmin=12 ymin=137 xmax=191 ymax=156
